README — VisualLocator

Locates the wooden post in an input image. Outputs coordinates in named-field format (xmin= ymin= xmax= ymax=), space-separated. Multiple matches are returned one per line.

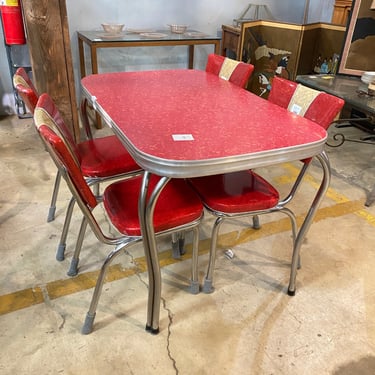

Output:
xmin=331 ymin=0 xmax=353 ymax=26
xmin=20 ymin=0 xmax=80 ymax=140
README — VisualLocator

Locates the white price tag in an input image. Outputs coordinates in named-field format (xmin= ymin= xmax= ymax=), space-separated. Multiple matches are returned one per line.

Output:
xmin=290 ymin=103 xmax=302 ymax=115
xmin=172 ymin=134 xmax=194 ymax=141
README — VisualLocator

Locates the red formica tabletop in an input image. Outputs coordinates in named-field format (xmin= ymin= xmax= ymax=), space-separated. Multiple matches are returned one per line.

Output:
xmin=81 ymin=70 xmax=327 ymax=178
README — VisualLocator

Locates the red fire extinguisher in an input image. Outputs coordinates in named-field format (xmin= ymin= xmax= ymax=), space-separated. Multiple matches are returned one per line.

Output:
xmin=0 ymin=0 xmax=26 ymax=45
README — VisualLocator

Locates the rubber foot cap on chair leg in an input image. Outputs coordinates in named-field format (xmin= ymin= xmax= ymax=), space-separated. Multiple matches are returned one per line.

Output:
xmin=47 ymin=207 xmax=56 ymax=222
xmin=287 ymin=289 xmax=296 ymax=296
xmin=145 ymin=325 xmax=160 ymax=335
xmin=67 ymin=259 xmax=79 ymax=277
xmin=82 ymin=312 xmax=96 ymax=335
xmin=56 ymin=244 xmax=66 ymax=261
xmin=202 ymin=279 xmax=214 ymax=294
xmin=189 ymin=280 xmax=200 ymax=295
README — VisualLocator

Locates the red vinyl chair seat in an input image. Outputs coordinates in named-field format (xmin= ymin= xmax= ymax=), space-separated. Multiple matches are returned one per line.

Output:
xmin=190 ymin=171 xmax=279 ymax=214
xmin=105 ymin=175 xmax=204 ymax=236
xmin=78 ymin=135 xmax=139 ymax=177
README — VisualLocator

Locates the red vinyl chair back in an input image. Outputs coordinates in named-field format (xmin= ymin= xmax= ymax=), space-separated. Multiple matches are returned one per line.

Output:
xmin=205 ymin=53 xmax=254 ymax=88
xmin=268 ymin=77 xmax=344 ymax=130
xmin=267 ymin=76 xmax=297 ymax=109
xmin=38 ymin=124 xmax=98 ymax=209
xmin=13 ymin=67 xmax=39 ymax=114
xmin=34 ymin=93 xmax=81 ymax=162
xmin=268 ymin=77 xmax=344 ymax=164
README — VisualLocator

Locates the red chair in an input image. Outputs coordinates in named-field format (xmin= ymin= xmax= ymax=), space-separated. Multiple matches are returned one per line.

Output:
xmin=12 ymin=67 xmax=39 ymax=114
xmin=13 ymin=67 xmax=98 ymax=221
xmin=13 ymin=68 xmax=64 ymax=222
xmin=35 ymin=93 xmax=204 ymax=334
xmin=266 ymin=77 xmax=344 ymax=207
xmin=189 ymin=77 xmax=344 ymax=294
xmin=205 ymin=53 xmax=254 ymax=88
xmin=29 ymin=90 xmax=142 ymax=262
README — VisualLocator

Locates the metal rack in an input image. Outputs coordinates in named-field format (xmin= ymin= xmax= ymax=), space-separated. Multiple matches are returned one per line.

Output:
xmin=1 ymin=17 xmax=32 ymax=118
xmin=233 ymin=3 xmax=273 ymax=26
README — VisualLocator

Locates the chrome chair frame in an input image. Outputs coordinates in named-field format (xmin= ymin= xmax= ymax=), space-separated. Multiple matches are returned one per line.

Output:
xmin=202 ymin=204 xmax=298 ymax=293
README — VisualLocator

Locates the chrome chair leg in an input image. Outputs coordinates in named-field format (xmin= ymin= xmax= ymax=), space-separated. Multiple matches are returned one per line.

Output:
xmin=252 ymin=215 xmax=261 ymax=229
xmin=56 ymin=196 xmax=76 ymax=261
xmin=203 ymin=207 xmax=298 ymax=295
xmin=279 ymin=207 xmax=300 ymax=269
xmin=67 ymin=216 xmax=88 ymax=277
xmin=56 ymin=182 xmax=99 ymax=262
xmin=47 ymin=171 xmax=61 ymax=222
xmin=172 ymin=232 xmax=186 ymax=259
xmin=288 ymin=152 xmax=331 ymax=295
xmin=92 ymin=183 xmax=100 ymax=196
xmin=203 ymin=216 xmax=225 ymax=293
xmin=81 ymin=241 xmax=135 ymax=335
xmin=189 ymin=226 xmax=200 ymax=294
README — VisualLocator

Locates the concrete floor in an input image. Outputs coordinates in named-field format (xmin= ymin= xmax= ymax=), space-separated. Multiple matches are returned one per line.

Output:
xmin=1 ymin=114 xmax=375 ymax=374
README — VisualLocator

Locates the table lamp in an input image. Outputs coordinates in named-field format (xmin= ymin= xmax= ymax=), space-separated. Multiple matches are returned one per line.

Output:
xmin=371 ymin=0 xmax=375 ymax=9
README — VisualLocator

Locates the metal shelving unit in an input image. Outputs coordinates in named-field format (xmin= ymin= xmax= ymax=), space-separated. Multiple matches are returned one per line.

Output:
xmin=1 ymin=16 xmax=32 ymax=118
xmin=4 ymin=43 xmax=32 ymax=117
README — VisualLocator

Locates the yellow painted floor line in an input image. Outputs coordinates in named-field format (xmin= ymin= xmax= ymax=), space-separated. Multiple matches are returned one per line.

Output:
xmin=0 ymin=288 xmax=44 ymax=316
xmin=283 ymin=162 xmax=375 ymax=227
xmin=0 ymin=201 xmax=366 ymax=316
xmin=1 ymin=164 xmax=374 ymax=316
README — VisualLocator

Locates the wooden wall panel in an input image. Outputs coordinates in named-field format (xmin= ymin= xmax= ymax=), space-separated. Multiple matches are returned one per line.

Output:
xmin=21 ymin=0 xmax=79 ymax=140
xmin=332 ymin=0 xmax=352 ymax=26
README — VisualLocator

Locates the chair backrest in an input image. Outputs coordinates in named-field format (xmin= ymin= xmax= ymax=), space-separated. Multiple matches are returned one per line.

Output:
xmin=267 ymin=77 xmax=297 ymax=109
xmin=13 ymin=67 xmax=39 ymax=114
xmin=35 ymin=105 xmax=97 ymax=210
xmin=205 ymin=53 xmax=254 ymax=89
xmin=268 ymin=77 xmax=344 ymax=130
xmin=34 ymin=93 xmax=80 ymax=162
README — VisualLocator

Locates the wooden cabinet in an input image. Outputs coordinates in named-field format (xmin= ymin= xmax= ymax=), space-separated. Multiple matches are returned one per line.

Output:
xmin=20 ymin=0 xmax=79 ymax=140
xmin=331 ymin=0 xmax=352 ymax=26
xmin=221 ymin=25 xmax=241 ymax=59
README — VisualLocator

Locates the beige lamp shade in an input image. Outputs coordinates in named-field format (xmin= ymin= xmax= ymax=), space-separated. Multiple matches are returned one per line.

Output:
xmin=371 ymin=0 xmax=375 ymax=9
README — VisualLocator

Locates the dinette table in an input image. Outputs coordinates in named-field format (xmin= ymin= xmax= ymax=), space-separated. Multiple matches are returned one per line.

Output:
xmin=81 ymin=69 xmax=330 ymax=333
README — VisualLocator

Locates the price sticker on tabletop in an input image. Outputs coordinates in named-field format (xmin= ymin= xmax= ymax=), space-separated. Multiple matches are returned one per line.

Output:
xmin=172 ymin=134 xmax=194 ymax=141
